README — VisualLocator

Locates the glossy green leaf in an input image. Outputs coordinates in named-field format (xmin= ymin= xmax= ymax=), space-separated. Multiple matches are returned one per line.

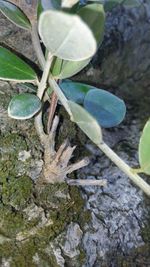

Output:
xmin=51 ymin=57 xmax=91 ymax=79
xmin=62 ymin=0 xmax=79 ymax=8
xmin=68 ymin=101 xmax=102 ymax=145
xmin=84 ymin=89 xmax=126 ymax=128
xmin=139 ymin=120 xmax=150 ymax=175
xmin=60 ymin=80 xmax=91 ymax=104
xmin=39 ymin=10 xmax=96 ymax=61
xmin=104 ymin=0 xmax=123 ymax=11
xmin=8 ymin=93 xmax=41 ymax=120
xmin=51 ymin=3 xmax=105 ymax=79
xmin=37 ymin=0 xmax=44 ymax=18
xmin=0 ymin=0 xmax=31 ymax=29
xmin=0 ymin=47 xmax=37 ymax=82
xmin=77 ymin=3 xmax=105 ymax=44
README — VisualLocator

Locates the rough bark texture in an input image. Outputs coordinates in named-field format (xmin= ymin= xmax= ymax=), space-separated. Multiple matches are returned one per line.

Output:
xmin=0 ymin=1 xmax=150 ymax=266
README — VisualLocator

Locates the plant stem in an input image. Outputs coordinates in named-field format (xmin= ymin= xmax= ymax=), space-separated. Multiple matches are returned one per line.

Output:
xmin=48 ymin=78 xmax=72 ymax=116
xmin=35 ymin=52 xmax=53 ymax=143
xmin=36 ymin=53 xmax=53 ymax=99
xmin=47 ymin=91 xmax=58 ymax=133
xmin=31 ymin=22 xmax=45 ymax=69
xmin=98 ymin=141 xmax=150 ymax=197
xmin=31 ymin=23 xmax=59 ymax=134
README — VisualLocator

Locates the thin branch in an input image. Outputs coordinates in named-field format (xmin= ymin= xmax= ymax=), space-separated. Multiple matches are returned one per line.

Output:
xmin=36 ymin=53 xmax=53 ymax=99
xmin=66 ymin=179 xmax=107 ymax=186
xmin=98 ymin=141 xmax=150 ymax=197
xmin=47 ymin=91 xmax=58 ymax=133
xmin=66 ymin=157 xmax=90 ymax=174
xmin=31 ymin=21 xmax=45 ymax=69
xmin=54 ymin=139 xmax=69 ymax=163
xmin=48 ymin=78 xmax=72 ymax=116
xmin=34 ymin=52 xmax=53 ymax=143
xmin=31 ymin=21 xmax=59 ymax=135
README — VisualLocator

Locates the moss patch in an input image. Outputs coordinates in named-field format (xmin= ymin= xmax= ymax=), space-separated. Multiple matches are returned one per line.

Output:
xmin=0 ymin=132 xmax=88 ymax=266
xmin=0 ymin=183 xmax=86 ymax=266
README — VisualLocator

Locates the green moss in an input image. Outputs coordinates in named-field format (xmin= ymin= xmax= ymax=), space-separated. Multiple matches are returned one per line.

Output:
xmin=0 ymin=114 xmax=89 ymax=266
xmin=0 ymin=179 xmax=87 ymax=266
xmin=0 ymin=88 xmax=12 ymax=109
xmin=2 ymin=176 xmax=33 ymax=209
xmin=35 ymin=184 xmax=86 ymax=239
xmin=0 ymin=133 xmax=27 ymax=176
xmin=0 ymin=133 xmax=33 ymax=210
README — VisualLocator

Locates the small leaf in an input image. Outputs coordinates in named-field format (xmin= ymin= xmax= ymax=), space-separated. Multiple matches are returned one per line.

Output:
xmin=8 ymin=93 xmax=41 ymax=120
xmin=77 ymin=3 xmax=105 ymax=44
xmin=39 ymin=10 xmax=96 ymax=61
xmin=51 ymin=57 xmax=91 ymax=79
xmin=103 ymin=0 xmax=123 ymax=11
xmin=84 ymin=89 xmax=126 ymax=128
xmin=68 ymin=101 xmax=102 ymax=145
xmin=0 ymin=0 xmax=31 ymax=29
xmin=37 ymin=0 xmax=44 ymax=18
xmin=0 ymin=47 xmax=37 ymax=82
xmin=60 ymin=80 xmax=91 ymax=104
xmin=139 ymin=120 xmax=150 ymax=175
xmin=51 ymin=3 xmax=105 ymax=79
xmin=61 ymin=0 xmax=79 ymax=8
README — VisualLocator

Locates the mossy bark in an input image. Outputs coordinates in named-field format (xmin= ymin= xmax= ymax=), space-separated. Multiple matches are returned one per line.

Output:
xmin=0 ymin=81 xmax=89 ymax=266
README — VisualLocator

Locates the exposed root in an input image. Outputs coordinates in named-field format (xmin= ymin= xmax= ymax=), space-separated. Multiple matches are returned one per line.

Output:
xmin=37 ymin=116 xmax=89 ymax=184
xmin=66 ymin=179 xmax=107 ymax=186
xmin=36 ymin=116 xmax=107 ymax=187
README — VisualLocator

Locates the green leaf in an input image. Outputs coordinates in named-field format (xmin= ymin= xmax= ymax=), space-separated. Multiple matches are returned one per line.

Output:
xmin=139 ymin=120 xmax=150 ymax=175
xmin=60 ymin=80 xmax=91 ymax=104
xmin=39 ymin=10 xmax=96 ymax=61
xmin=0 ymin=0 xmax=31 ymax=29
xmin=51 ymin=57 xmax=91 ymax=79
xmin=77 ymin=3 xmax=105 ymax=44
xmin=99 ymin=0 xmax=123 ymax=11
xmin=62 ymin=0 xmax=79 ymax=8
xmin=8 ymin=93 xmax=41 ymax=120
xmin=68 ymin=101 xmax=102 ymax=145
xmin=0 ymin=46 xmax=37 ymax=82
xmin=51 ymin=3 xmax=105 ymax=79
xmin=84 ymin=88 xmax=126 ymax=128
xmin=37 ymin=0 xmax=44 ymax=18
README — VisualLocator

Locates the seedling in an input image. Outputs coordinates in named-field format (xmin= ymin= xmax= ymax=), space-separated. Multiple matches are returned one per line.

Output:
xmin=0 ymin=0 xmax=150 ymax=196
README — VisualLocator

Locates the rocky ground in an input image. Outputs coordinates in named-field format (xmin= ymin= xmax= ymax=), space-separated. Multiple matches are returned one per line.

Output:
xmin=0 ymin=1 xmax=150 ymax=266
